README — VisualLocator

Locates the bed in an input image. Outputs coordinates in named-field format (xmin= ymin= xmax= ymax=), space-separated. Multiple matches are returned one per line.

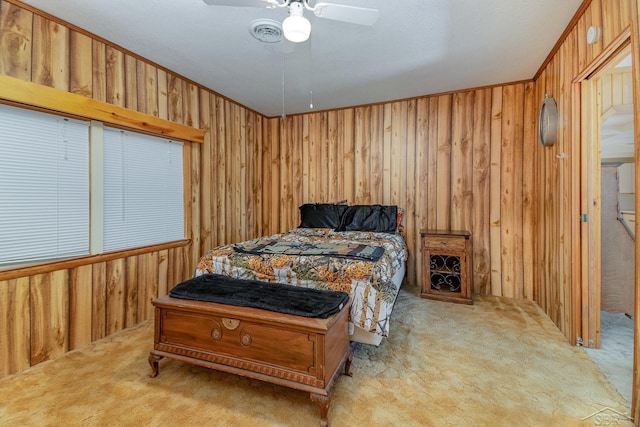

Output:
xmin=149 ymin=204 xmax=406 ymax=425
xmin=193 ymin=203 xmax=407 ymax=345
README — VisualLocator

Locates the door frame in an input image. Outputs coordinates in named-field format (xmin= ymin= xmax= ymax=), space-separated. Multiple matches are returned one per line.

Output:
xmin=574 ymin=30 xmax=631 ymax=349
xmin=572 ymin=29 xmax=637 ymax=419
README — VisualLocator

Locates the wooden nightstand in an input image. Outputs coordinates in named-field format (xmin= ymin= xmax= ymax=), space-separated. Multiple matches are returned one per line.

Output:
xmin=420 ymin=229 xmax=473 ymax=305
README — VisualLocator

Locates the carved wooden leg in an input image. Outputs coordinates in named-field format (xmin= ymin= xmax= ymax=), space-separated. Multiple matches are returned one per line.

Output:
xmin=148 ymin=353 xmax=163 ymax=378
xmin=310 ymin=393 xmax=331 ymax=427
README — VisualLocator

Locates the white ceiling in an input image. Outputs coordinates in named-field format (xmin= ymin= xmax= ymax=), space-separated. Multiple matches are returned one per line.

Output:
xmin=20 ymin=0 xmax=583 ymax=117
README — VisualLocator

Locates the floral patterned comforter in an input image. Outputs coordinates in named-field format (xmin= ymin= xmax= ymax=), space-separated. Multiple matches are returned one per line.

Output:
xmin=195 ymin=228 xmax=407 ymax=338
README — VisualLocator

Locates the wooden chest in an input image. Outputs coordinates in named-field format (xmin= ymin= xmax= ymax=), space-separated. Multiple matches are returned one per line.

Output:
xmin=148 ymin=295 xmax=352 ymax=427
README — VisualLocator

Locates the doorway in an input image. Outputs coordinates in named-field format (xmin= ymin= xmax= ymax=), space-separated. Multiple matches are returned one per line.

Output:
xmin=583 ymin=46 xmax=635 ymax=405
xmin=579 ymin=43 xmax=635 ymax=406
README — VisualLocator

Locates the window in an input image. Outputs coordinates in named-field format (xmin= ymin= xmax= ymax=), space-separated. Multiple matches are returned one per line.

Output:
xmin=101 ymin=128 xmax=184 ymax=252
xmin=0 ymin=104 xmax=90 ymax=267
xmin=0 ymin=104 xmax=185 ymax=269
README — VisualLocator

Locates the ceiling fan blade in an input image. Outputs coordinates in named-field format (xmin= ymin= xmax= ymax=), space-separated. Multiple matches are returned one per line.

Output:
xmin=202 ymin=0 xmax=281 ymax=8
xmin=312 ymin=3 xmax=378 ymax=26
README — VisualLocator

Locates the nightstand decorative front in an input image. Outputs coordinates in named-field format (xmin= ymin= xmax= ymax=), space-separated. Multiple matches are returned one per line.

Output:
xmin=420 ymin=230 xmax=473 ymax=305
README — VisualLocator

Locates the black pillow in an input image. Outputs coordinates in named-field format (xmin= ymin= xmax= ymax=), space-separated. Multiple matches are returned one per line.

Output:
xmin=299 ymin=203 xmax=348 ymax=229
xmin=337 ymin=205 xmax=397 ymax=233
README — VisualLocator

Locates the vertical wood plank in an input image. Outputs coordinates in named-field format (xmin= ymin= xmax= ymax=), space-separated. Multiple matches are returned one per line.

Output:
xmin=224 ymin=101 xmax=235 ymax=239
xmin=500 ymin=84 xmax=524 ymax=299
xmin=318 ymin=112 xmax=328 ymax=202
xmin=200 ymin=90 xmax=213 ymax=253
xmin=157 ymin=68 xmax=168 ymax=120
xmin=183 ymin=80 xmax=199 ymax=128
xmin=521 ymin=82 xmax=537 ymax=301
xmin=69 ymin=265 xmax=92 ymax=350
xmin=590 ymin=0 xmax=604 ymax=59
xmin=91 ymin=262 xmax=106 ymax=341
xmin=125 ymin=255 xmax=138 ymax=328
xmin=136 ymin=252 xmax=158 ymax=322
xmin=291 ymin=115 xmax=303 ymax=220
xmin=426 ymin=97 xmax=439 ymax=230
xmin=415 ymin=97 xmax=430 ymax=289
xmin=105 ymin=45 xmax=125 ymax=107
xmin=236 ymin=104 xmax=246 ymax=238
xmin=31 ymin=15 xmax=69 ymax=90
xmin=105 ymin=259 xmax=125 ymax=336
xmin=216 ymin=97 xmax=228 ymax=241
xmin=576 ymin=14 xmax=588 ymax=73
xmin=224 ymin=101 xmax=234 ymax=241
xmin=490 ymin=86 xmax=503 ymax=296
xmin=0 ymin=277 xmax=30 ymax=376
xmin=382 ymin=103 xmax=392 ymax=205
xmin=390 ymin=102 xmax=408 ymax=211
xmin=30 ymin=271 xmax=68 ymax=365
xmin=450 ymin=91 xmax=474 ymax=231
xmin=245 ymin=110 xmax=256 ymax=237
xmin=355 ymin=106 xmax=371 ymax=203
xmin=342 ymin=109 xmax=355 ymax=203
xmin=280 ymin=115 xmax=293 ymax=230
xmin=124 ymin=54 xmax=137 ymax=110
xmin=370 ymin=104 xmax=385 ymax=202
xmin=190 ymin=139 xmax=201 ymax=269
xmin=436 ymin=95 xmax=452 ymax=230
xmin=69 ymin=30 xmax=92 ymax=97
xmin=136 ymin=60 xmax=158 ymax=116
xmin=307 ymin=113 xmax=320 ymax=202
xmin=472 ymin=88 xmax=492 ymax=295
xmin=0 ymin=2 xmax=32 ymax=80
xmin=301 ymin=114 xmax=310 ymax=202
xmin=91 ymin=40 xmax=106 ymax=102
xmin=404 ymin=99 xmax=417 ymax=285
xmin=261 ymin=118 xmax=273 ymax=234
xmin=253 ymin=114 xmax=263 ymax=235
xmin=167 ymin=247 xmax=178 ymax=289
xmin=167 ymin=74 xmax=183 ymax=124
xmin=327 ymin=110 xmax=339 ymax=202
xmin=601 ymin=0 xmax=621 ymax=47
xmin=158 ymin=249 xmax=169 ymax=297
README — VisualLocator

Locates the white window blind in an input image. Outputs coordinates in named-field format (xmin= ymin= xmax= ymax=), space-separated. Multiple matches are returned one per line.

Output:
xmin=0 ymin=104 xmax=89 ymax=267
xmin=103 ymin=128 xmax=184 ymax=252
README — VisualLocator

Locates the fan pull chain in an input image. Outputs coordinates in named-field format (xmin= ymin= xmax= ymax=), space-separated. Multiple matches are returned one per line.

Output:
xmin=309 ymin=36 xmax=314 ymax=110
xmin=281 ymin=54 xmax=286 ymax=119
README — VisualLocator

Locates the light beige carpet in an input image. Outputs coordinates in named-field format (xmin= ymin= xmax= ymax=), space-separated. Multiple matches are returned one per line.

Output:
xmin=0 ymin=287 xmax=633 ymax=427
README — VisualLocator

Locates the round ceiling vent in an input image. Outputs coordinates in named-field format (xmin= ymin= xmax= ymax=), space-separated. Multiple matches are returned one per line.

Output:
xmin=249 ymin=19 xmax=283 ymax=43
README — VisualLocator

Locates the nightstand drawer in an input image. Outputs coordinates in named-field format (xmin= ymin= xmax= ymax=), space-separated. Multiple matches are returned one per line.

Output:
xmin=423 ymin=236 xmax=466 ymax=251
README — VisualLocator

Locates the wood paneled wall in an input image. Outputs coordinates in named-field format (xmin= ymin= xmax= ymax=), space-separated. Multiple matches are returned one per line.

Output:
xmin=262 ymin=85 xmax=536 ymax=301
xmin=532 ymin=0 xmax=639 ymax=340
xmin=0 ymin=0 xmax=263 ymax=377
xmin=532 ymin=0 xmax=640 ymax=417
xmin=0 ymin=246 xmax=188 ymax=374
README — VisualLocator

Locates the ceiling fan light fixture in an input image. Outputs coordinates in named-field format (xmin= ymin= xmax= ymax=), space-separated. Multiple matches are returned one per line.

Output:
xmin=282 ymin=2 xmax=310 ymax=43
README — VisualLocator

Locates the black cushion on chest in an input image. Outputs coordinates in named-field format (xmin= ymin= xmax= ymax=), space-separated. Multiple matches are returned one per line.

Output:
xmin=169 ymin=274 xmax=349 ymax=319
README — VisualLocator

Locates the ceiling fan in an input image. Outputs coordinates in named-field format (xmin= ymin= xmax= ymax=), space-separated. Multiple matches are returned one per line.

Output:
xmin=202 ymin=0 xmax=379 ymax=43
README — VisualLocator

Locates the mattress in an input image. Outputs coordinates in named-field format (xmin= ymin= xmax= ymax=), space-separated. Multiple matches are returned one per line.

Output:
xmin=194 ymin=227 xmax=407 ymax=342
